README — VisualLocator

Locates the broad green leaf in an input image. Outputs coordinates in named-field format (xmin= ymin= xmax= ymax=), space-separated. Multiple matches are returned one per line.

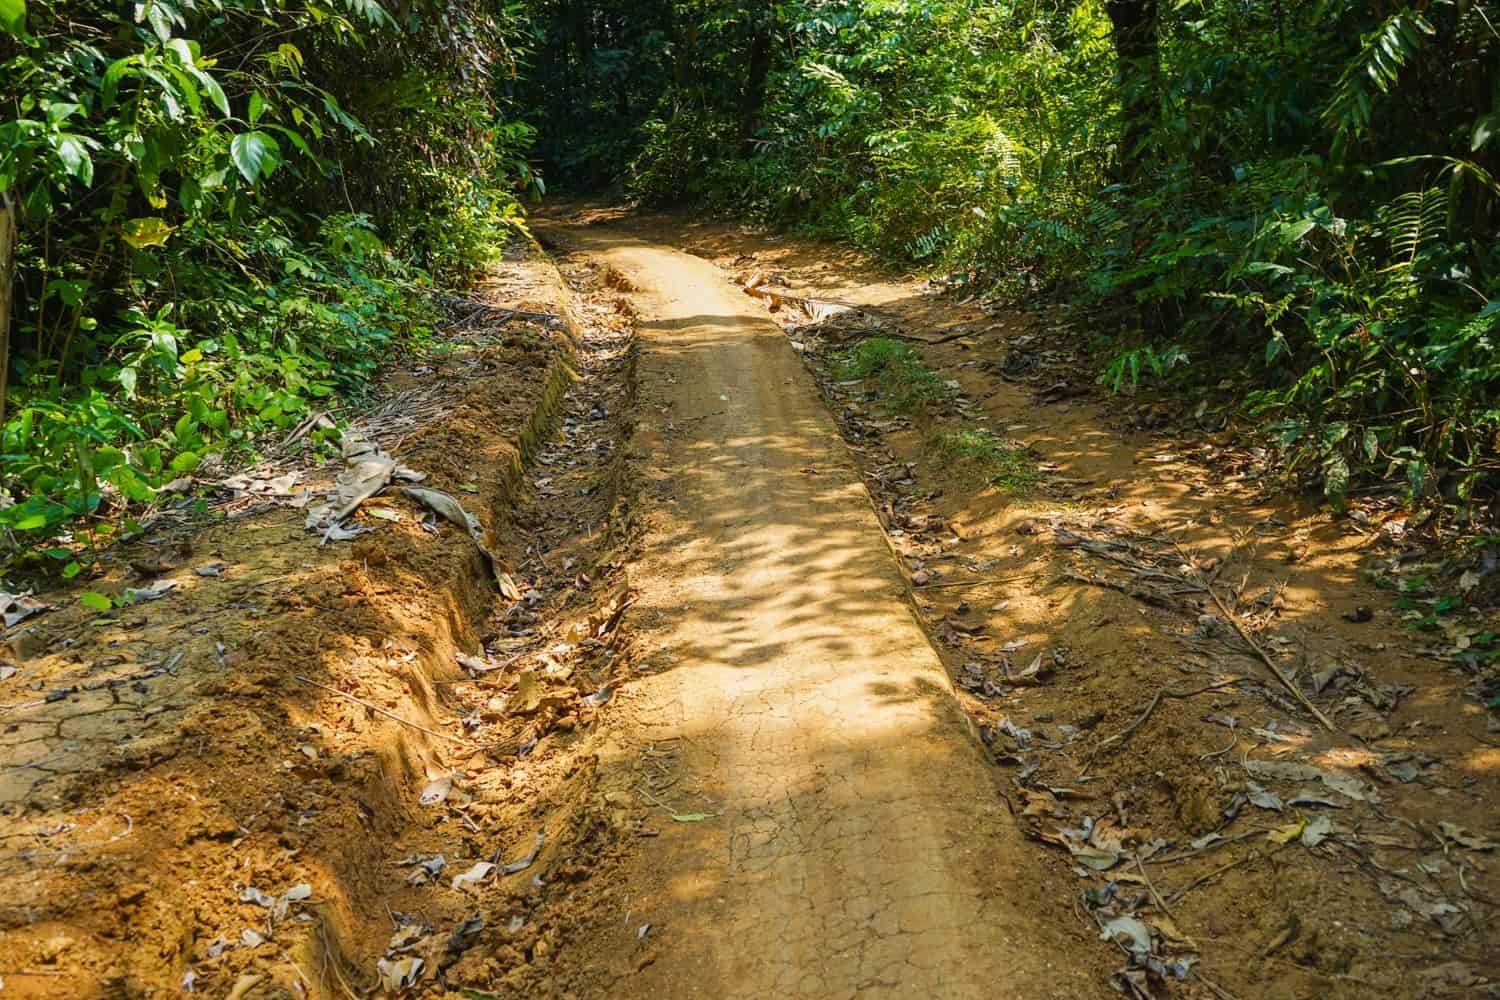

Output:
xmin=55 ymin=135 xmax=94 ymax=185
xmin=13 ymin=514 xmax=48 ymax=531
xmin=170 ymin=451 xmax=201 ymax=473
xmin=62 ymin=562 xmax=83 ymax=580
xmin=0 ymin=0 xmax=23 ymax=34
xmin=80 ymin=592 xmax=113 ymax=612
xmin=191 ymin=68 xmax=230 ymax=117
xmin=230 ymin=131 xmax=280 ymax=182
xmin=44 ymin=101 xmax=81 ymax=125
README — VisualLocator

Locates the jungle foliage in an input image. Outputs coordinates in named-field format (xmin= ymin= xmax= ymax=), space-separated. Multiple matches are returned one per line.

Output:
xmin=5 ymin=0 xmax=1499 ymax=570
xmin=520 ymin=0 xmax=1500 ymax=514
xmin=0 ymin=0 xmax=536 ymax=566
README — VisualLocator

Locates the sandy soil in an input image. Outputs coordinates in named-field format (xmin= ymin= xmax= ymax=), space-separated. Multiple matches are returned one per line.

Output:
xmin=536 ymin=206 xmax=1500 ymax=1000
xmin=534 ymin=217 xmax=1104 ymax=998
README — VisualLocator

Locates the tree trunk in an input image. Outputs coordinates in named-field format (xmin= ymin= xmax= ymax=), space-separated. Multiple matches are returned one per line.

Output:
xmin=1104 ymin=0 xmax=1160 ymax=177
xmin=0 ymin=191 xmax=14 ymax=434
xmin=739 ymin=12 xmax=774 ymax=156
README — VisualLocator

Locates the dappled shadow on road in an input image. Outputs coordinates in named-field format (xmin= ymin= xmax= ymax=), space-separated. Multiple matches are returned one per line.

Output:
xmin=543 ymin=205 xmax=1500 ymax=998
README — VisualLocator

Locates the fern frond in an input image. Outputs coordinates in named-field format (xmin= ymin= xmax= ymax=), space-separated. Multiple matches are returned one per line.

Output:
xmin=1323 ymin=8 xmax=1436 ymax=151
xmin=1384 ymin=187 xmax=1447 ymax=269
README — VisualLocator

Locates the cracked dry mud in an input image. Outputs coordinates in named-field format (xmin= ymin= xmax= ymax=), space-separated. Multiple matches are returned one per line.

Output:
xmin=542 ymin=219 xmax=1100 ymax=998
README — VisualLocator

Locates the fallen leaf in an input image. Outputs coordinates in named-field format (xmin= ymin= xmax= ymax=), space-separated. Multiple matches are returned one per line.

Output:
xmin=1439 ymin=822 xmax=1497 ymax=852
xmin=1301 ymin=815 xmax=1333 ymax=847
xmin=120 ymin=579 xmax=178 ymax=605
xmin=1243 ymin=758 xmax=1376 ymax=802
xmin=375 ymin=956 xmax=424 ymax=993
xmin=498 ymin=829 xmax=546 ymax=875
xmin=1246 ymin=783 xmax=1284 ymax=811
xmin=1 ymin=590 xmax=52 ymax=628
xmin=1098 ymin=914 xmax=1154 ymax=959
xmin=420 ymin=775 xmax=453 ymax=806
xmin=238 ymin=885 xmax=276 ymax=908
xmin=451 ymin=862 xmax=494 ymax=892
xmin=1267 ymin=819 xmax=1306 ymax=844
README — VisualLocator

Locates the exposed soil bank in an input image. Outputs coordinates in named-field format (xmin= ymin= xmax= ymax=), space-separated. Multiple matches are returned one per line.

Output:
xmin=0 ymin=236 xmax=638 ymax=999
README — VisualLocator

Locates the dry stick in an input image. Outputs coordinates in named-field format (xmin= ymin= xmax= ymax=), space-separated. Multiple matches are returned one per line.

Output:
xmin=1169 ymin=842 xmax=1290 ymax=904
xmin=1135 ymin=854 xmax=1196 ymax=947
xmin=1150 ymin=829 xmax=1264 ymax=865
xmin=1195 ymin=973 xmax=1244 ymax=1000
xmin=1170 ymin=538 xmax=1336 ymax=732
xmin=1081 ymin=677 xmax=1248 ymax=773
xmin=914 ymin=572 xmax=1034 ymax=591
xmin=292 ymin=675 xmax=476 ymax=748
xmin=1203 ymin=582 xmax=1337 ymax=732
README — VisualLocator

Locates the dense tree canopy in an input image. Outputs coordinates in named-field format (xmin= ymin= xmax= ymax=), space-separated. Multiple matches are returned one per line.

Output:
xmin=3 ymin=0 xmax=1498 ymax=566
xmin=522 ymin=0 xmax=1500 ymax=509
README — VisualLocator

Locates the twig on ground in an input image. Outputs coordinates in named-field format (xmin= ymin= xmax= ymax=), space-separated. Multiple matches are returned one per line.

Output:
xmin=1135 ymin=854 xmax=1196 ymax=947
xmin=1150 ymin=829 xmax=1263 ymax=865
xmin=1169 ymin=842 xmax=1288 ymax=904
xmin=1194 ymin=972 xmax=1244 ymax=1000
xmin=1169 ymin=540 xmax=1336 ymax=731
xmin=293 ymin=675 xmax=476 ymax=747
xmin=1203 ymin=582 xmax=1336 ymax=731
xmin=1081 ymin=677 xmax=1249 ymax=772
xmin=914 ymin=573 xmax=1033 ymax=591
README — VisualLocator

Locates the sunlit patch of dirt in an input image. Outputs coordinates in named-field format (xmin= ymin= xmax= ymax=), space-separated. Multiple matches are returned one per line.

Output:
xmin=621 ymin=209 xmax=1500 ymax=999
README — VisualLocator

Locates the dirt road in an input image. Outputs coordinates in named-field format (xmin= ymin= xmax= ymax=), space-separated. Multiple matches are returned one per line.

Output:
xmin=4 ymin=210 xmax=1492 ymax=998
xmin=541 ymin=219 xmax=1102 ymax=998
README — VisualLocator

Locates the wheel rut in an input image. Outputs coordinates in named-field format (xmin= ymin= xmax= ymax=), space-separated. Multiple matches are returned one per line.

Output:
xmin=540 ymin=219 xmax=1102 ymax=999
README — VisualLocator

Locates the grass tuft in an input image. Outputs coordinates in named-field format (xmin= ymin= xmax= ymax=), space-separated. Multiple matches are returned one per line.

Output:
xmin=838 ymin=338 xmax=947 ymax=413
xmin=926 ymin=429 xmax=1039 ymax=491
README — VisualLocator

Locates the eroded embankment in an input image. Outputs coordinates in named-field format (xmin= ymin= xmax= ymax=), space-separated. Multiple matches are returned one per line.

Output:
xmin=0 ymin=234 xmax=639 ymax=999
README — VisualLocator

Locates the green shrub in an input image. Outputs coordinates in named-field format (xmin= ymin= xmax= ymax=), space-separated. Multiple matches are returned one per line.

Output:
xmin=0 ymin=0 xmax=534 ymax=565
xmin=839 ymin=338 xmax=946 ymax=413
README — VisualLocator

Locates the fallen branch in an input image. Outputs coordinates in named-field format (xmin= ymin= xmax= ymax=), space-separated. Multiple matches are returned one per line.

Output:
xmin=1082 ymin=677 xmax=1249 ymax=772
xmin=1203 ymin=582 xmax=1336 ymax=732
xmin=293 ymin=675 xmax=476 ymax=747
xmin=1161 ymin=540 xmax=1336 ymax=732
xmin=913 ymin=572 xmax=1034 ymax=591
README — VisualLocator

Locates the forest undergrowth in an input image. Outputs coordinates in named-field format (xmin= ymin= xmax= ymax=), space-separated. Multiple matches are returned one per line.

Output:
xmin=4 ymin=0 xmax=1500 ymax=576
xmin=0 ymin=0 xmax=539 ymax=579
xmin=520 ymin=0 xmax=1500 ymax=533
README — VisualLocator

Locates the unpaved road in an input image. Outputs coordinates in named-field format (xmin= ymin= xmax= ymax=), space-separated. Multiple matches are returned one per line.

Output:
xmin=542 ymin=219 xmax=1102 ymax=998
